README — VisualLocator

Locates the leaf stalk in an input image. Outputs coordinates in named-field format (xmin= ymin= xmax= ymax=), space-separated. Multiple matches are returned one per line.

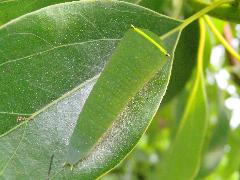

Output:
xmin=203 ymin=15 xmax=240 ymax=62
xmin=161 ymin=0 xmax=234 ymax=39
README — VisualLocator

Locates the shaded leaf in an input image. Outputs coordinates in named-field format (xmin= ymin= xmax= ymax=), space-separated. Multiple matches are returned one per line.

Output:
xmin=197 ymin=25 xmax=230 ymax=177
xmin=159 ymin=19 xmax=208 ymax=180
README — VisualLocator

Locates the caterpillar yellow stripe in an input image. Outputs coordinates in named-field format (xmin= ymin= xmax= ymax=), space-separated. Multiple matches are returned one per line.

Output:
xmin=131 ymin=25 xmax=170 ymax=57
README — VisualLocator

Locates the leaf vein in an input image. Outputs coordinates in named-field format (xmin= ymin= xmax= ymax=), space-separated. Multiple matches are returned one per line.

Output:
xmin=0 ymin=38 xmax=120 ymax=68
xmin=0 ymin=112 xmax=32 ymax=116
xmin=0 ymin=123 xmax=27 ymax=176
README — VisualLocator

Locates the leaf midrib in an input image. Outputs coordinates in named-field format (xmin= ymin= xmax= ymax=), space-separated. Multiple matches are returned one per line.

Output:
xmin=0 ymin=74 xmax=100 ymax=138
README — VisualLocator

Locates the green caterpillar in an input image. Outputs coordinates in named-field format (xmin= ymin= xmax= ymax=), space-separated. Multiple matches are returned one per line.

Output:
xmin=66 ymin=25 xmax=170 ymax=167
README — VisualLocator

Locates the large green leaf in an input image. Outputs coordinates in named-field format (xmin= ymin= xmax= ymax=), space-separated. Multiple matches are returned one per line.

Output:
xmin=66 ymin=29 xmax=169 ymax=165
xmin=0 ymin=0 xmax=180 ymax=179
xmin=0 ymin=0 xmax=192 ymax=106
xmin=0 ymin=0 xmax=180 ymax=135
xmin=159 ymin=19 xmax=208 ymax=180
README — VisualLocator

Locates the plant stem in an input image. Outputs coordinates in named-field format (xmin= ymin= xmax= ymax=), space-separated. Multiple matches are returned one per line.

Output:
xmin=189 ymin=0 xmax=240 ymax=24
xmin=161 ymin=0 xmax=234 ymax=39
xmin=203 ymin=16 xmax=240 ymax=62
